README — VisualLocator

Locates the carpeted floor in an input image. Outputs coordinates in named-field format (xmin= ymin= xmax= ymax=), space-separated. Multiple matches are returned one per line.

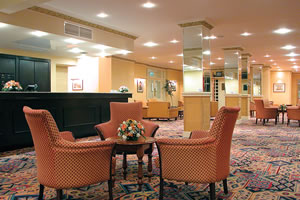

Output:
xmin=0 ymin=117 xmax=299 ymax=200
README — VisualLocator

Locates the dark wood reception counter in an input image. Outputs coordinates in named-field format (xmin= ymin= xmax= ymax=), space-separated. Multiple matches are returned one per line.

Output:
xmin=0 ymin=92 xmax=132 ymax=151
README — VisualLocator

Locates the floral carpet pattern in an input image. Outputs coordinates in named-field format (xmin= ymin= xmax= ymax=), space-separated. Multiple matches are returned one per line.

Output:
xmin=0 ymin=117 xmax=299 ymax=200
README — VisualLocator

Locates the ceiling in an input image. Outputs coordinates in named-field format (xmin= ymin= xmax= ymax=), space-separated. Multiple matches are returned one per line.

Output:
xmin=0 ymin=24 xmax=126 ymax=59
xmin=5 ymin=0 xmax=300 ymax=71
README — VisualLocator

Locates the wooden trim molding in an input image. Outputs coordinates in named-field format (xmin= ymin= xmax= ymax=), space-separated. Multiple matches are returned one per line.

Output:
xmin=223 ymin=47 xmax=244 ymax=51
xmin=28 ymin=6 xmax=138 ymax=40
xmin=178 ymin=20 xmax=214 ymax=30
xmin=242 ymin=53 xmax=252 ymax=57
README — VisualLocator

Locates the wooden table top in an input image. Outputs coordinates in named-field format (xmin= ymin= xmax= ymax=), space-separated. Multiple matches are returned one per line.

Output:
xmin=106 ymin=136 xmax=156 ymax=146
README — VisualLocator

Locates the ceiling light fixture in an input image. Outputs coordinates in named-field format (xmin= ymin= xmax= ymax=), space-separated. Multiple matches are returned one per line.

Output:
xmin=170 ymin=39 xmax=179 ymax=43
xmin=241 ymin=32 xmax=252 ymax=36
xmin=169 ymin=60 xmax=174 ymax=63
xmin=0 ymin=22 xmax=8 ymax=28
xmin=281 ymin=45 xmax=296 ymax=50
xmin=269 ymin=59 xmax=274 ymax=62
xmin=273 ymin=28 xmax=292 ymax=34
xmin=217 ymin=57 xmax=223 ymax=60
xmin=251 ymin=60 xmax=256 ymax=63
xmin=97 ymin=51 xmax=111 ymax=58
xmin=210 ymin=62 xmax=215 ymax=65
xmin=144 ymin=41 xmax=158 ymax=47
xmin=116 ymin=50 xmax=131 ymax=55
xmin=285 ymin=52 xmax=300 ymax=57
xmin=64 ymin=38 xmax=84 ymax=44
xmin=203 ymin=50 xmax=211 ymax=55
xmin=292 ymin=65 xmax=300 ymax=69
xmin=289 ymin=58 xmax=297 ymax=62
xmin=94 ymin=44 xmax=111 ymax=50
xmin=150 ymin=56 xmax=157 ymax=59
xmin=142 ymin=2 xmax=156 ymax=8
xmin=69 ymin=48 xmax=83 ymax=53
xmin=31 ymin=31 xmax=48 ymax=37
xmin=97 ymin=12 xmax=109 ymax=18
xmin=177 ymin=53 xmax=183 ymax=57
xmin=203 ymin=35 xmax=217 ymax=40
xmin=264 ymin=54 xmax=271 ymax=58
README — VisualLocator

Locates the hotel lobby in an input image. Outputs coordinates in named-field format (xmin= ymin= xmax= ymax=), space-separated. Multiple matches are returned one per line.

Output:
xmin=0 ymin=0 xmax=299 ymax=199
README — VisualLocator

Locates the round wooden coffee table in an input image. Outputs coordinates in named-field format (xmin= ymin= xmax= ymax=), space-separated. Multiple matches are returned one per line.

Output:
xmin=106 ymin=136 xmax=156 ymax=191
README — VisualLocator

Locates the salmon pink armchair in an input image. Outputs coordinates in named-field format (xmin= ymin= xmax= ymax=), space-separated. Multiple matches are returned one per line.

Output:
xmin=156 ymin=107 xmax=240 ymax=200
xmin=95 ymin=102 xmax=159 ymax=180
xmin=287 ymin=106 xmax=300 ymax=126
xmin=254 ymin=99 xmax=278 ymax=125
xmin=23 ymin=106 xmax=116 ymax=200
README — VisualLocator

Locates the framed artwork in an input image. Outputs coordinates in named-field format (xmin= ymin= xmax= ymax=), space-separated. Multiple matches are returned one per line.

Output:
xmin=169 ymin=80 xmax=177 ymax=91
xmin=72 ymin=79 xmax=83 ymax=91
xmin=273 ymin=83 xmax=285 ymax=93
xmin=137 ymin=79 xmax=145 ymax=93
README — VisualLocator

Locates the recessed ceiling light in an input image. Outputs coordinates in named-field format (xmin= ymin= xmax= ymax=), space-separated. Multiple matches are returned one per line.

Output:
xmin=170 ymin=39 xmax=179 ymax=44
xmin=285 ymin=52 xmax=299 ymax=57
xmin=97 ymin=51 xmax=111 ymax=58
xmin=264 ymin=54 xmax=271 ymax=58
xmin=203 ymin=35 xmax=217 ymax=40
xmin=234 ymin=52 xmax=239 ymax=55
xmin=31 ymin=31 xmax=48 ymax=37
xmin=289 ymin=58 xmax=297 ymax=62
xmin=69 ymin=48 xmax=83 ymax=53
xmin=97 ymin=12 xmax=109 ymax=18
xmin=210 ymin=62 xmax=215 ymax=65
xmin=0 ymin=22 xmax=8 ymax=28
xmin=251 ymin=60 xmax=256 ymax=63
xmin=273 ymin=63 xmax=277 ymax=65
xmin=241 ymin=32 xmax=252 ymax=36
xmin=142 ymin=2 xmax=156 ymax=8
xmin=177 ymin=53 xmax=183 ymax=57
xmin=273 ymin=28 xmax=292 ymax=34
xmin=292 ymin=65 xmax=300 ymax=69
xmin=116 ymin=50 xmax=131 ymax=55
xmin=169 ymin=60 xmax=174 ymax=63
xmin=217 ymin=57 xmax=223 ymax=60
xmin=64 ymin=38 xmax=84 ymax=44
xmin=269 ymin=59 xmax=274 ymax=62
xmin=94 ymin=44 xmax=111 ymax=50
xmin=203 ymin=50 xmax=211 ymax=55
xmin=293 ymin=62 xmax=297 ymax=64
xmin=150 ymin=56 xmax=157 ymax=59
xmin=144 ymin=41 xmax=158 ymax=47
xmin=281 ymin=45 xmax=296 ymax=50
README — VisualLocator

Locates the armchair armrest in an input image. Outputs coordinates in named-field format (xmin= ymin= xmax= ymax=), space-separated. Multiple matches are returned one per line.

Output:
xmin=94 ymin=121 xmax=117 ymax=140
xmin=141 ymin=119 xmax=159 ymax=137
xmin=190 ymin=130 xmax=210 ymax=139
xmin=60 ymin=131 xmax=75 ymax=142
xmin=55 ymin=138 xmax=116 ymax=150
xmin=157 ymin=137 xmax=215 ymax=146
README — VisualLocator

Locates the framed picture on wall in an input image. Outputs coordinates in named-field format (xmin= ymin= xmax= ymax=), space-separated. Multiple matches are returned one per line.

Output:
xmin=169 ymin=80 xmax=177 ymax=91
xmin=137 ymin=79 xmax=145 ymax=93
xmin=273 ymin=83 xmax=285 ymax=93
xmin=72 ymin=79 xmax=83 ymax=91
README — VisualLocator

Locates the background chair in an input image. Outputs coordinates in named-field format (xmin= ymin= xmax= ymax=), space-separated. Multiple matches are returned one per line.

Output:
xmin=287 ymin=106 xmax=300 ymax=127
xmin=147 ymin=101 xmax=178 ymax=120
xmin=94 ymin=102 xmax=159 ymax=180
xmin=254 ymin=99 xmax=278 ymax=125
xmin=250 ymin=101 xmax=256 ymax=117
xmin=156 ymin=106 xmax=240 ymax=200
xmin=23 ymin=106 xmax=115 ymax=200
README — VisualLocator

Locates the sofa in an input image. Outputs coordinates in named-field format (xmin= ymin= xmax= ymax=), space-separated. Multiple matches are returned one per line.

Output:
xmin=147 ymin=101 xmax=178 ymax=120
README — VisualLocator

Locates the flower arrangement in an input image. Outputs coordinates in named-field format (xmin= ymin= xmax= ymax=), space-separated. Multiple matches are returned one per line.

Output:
xmin=117 ymin=119 xmax=145 ymax=141
xmin=1 ymin=80 xmax=23 ymax=91
xmin=119 ymin=85 xmax=129 ymax=93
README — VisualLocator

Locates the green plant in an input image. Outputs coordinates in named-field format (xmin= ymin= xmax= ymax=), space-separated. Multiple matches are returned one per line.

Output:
xmin=163 ymin=80 xmax=174 ymax=106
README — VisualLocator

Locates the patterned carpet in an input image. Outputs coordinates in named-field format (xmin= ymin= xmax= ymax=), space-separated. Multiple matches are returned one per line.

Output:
xmin=0 ymin=117 xmax=299 ymax=200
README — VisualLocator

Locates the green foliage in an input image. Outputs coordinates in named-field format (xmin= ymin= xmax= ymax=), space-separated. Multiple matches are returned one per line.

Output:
xmin=163 ymin=80 xmax=173 ymax=96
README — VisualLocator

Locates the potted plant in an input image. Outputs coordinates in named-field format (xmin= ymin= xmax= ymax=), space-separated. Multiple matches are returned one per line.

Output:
xmin=2 ymin=80 xmax=23 ymax=91
xmin=163 ymin=80 xmax=174 ymax=107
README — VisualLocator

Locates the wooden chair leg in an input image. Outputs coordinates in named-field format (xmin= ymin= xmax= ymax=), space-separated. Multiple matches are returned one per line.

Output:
xmin=209 ymin=183 xmax=216 ymax=200
xmin=108 ymin=180 xmax=113 ymax=200
xmin=38 ymin=184 xmax=44 ymax=200
xmin=147 ymin=153 xmax=153 ymax=182
xmin=263 ymin=119 xmax=265 ymax=125
xmin=287 ymin=119 xmax=290 ymax=126
xmin=56 ymin=189 xmax=63 ymax=200
xmin=159 ymin=178 xmax=164 ymax=200
xmin=275 ymin=118 xmax=277 ymax=125
xmin=256 ymin=118 xmax=258 ymax=124
xmin=298 ymin=120 xmax=300 ymax=127
xmin=223 ymin=179 xmax=228 ymax=194
xmin=123 ymin=152 xmax=127 ymax=180
xmin=185 ymin=182 xmax=188 ymax=185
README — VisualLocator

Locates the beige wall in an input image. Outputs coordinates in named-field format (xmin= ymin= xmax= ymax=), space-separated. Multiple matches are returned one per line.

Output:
xmin=0 ymin=48 xmax=77 ymax=91
xmin=291 ymin=73 xmax=300 ymax=105
xmin=270 ymin=71 xmax=292 ymax=105
xmin=56 ymin=66 xmax=68 ymax=92
xmin=134 ymin=63 xmax=147 ymax=102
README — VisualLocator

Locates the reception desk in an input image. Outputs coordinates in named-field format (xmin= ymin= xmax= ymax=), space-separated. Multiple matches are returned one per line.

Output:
xmin=0 ymin=92 xmax=132 ymax=151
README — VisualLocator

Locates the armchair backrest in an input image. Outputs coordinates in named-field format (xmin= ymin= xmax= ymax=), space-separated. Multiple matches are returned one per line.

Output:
xmin=147 ymin=101 xmax=170 ymax=118
xmin=110 ymin=102 xmax=143 ymax=124
xmin=209 ymin=106 xmax=240 ymax=176
xmin=23 ymin=106 xmax=58 ymax=183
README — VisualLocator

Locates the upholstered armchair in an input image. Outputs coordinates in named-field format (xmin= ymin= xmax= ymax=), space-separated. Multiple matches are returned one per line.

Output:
xmin=147 ymin=101 xmax=178 ymax=120
xmin=254 ymin=99 xmax=278 ymax=125
xmin=156 ymin=107 xmax=240 ymax=200
xmin=250 ymin=101 xmax=256 ymax=117
xmin=94 ymin=102 xmax=159 ymax=179
xmin=23 ymin=106 xmax=116 ymax=200
xmin=287 ymin=106 xmax=300 ymax=127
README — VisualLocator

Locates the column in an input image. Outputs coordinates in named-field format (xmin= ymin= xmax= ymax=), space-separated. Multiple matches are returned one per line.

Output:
xmin=178 ymin=20 xmax=213 ymax=131
xmin=251 ymin=64 xmax=263 ymax=101
xmin=240 ymin=53 xmax=251 ymax=119
xmin=262 ymin=65 xmax=271 ymax=101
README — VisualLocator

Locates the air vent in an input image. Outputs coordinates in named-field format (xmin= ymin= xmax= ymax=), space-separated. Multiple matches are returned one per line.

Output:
xmin=64 ymin=22 xmax=93 ymax=40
